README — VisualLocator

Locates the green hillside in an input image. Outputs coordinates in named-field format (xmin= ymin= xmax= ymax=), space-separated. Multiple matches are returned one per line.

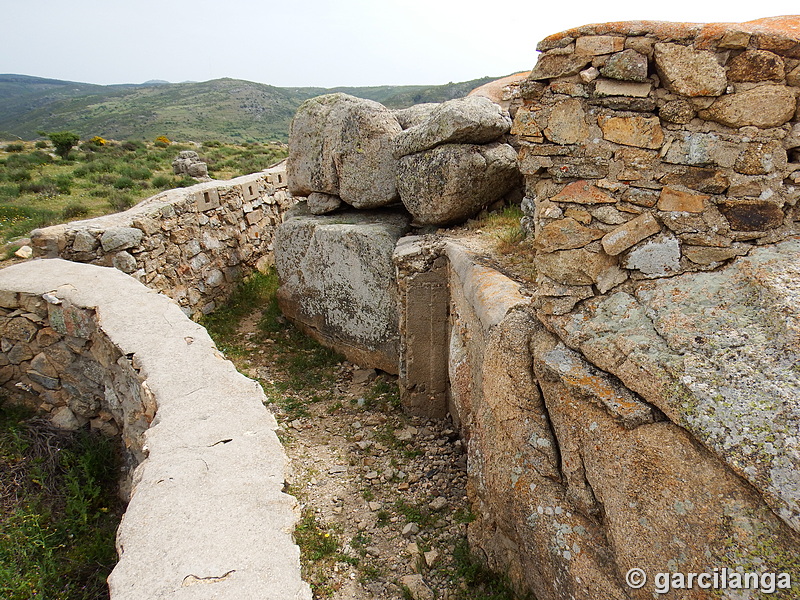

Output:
xmin=0 ymin=74 xmax=500 ymax=143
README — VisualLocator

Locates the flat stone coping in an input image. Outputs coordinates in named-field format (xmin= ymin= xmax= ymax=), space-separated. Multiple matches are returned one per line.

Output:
xmin=0 ymin=259 xmax=311 ymax=600
xmin=538 ymin=15 xmax=800 ymax=50
xmin=443 ymin=241 xmax=528 ymax=331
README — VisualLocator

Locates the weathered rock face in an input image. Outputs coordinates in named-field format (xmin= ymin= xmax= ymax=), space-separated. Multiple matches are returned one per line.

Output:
xmin=274 ymin=203 xmax=411 ymax=373
xmin=546 ymin=239 xmax=800 ymax=535
xmin=172 ymin=150 xmax=209 ymax=179
xmin=397 ymin=142 xmax=519 ymax=226
xmin=287 ymin=93 xmax=402 ymax=209
xmin=391 ymin=96 xmax=512 ymax=158
xmin=395 ymin=236 xmax=800 ymax=600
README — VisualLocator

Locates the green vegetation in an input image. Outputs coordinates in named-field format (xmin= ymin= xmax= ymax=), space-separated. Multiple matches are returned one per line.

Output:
xmin=0 ymin=139 xmax=287 ymax=243
xmin=0 ymin=74 xmax=506 ymax=143
xmin=46 ymin=131 xmax=80 ymax=159
xmin=0 ymin=405 xmax=122 ymax=600
xmin=466 ymin=205 xmax=536 ymax=283
xmin=200 ymin=269 xmax=342 ymax=421
xmin=446 ymin=539 xmax=528 ymax=600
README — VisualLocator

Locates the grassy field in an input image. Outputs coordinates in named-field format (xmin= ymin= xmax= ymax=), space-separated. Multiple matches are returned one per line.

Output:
xmin=0 ymin=137 xmax=287 ymax=244
xmin=0 ymin=405 xmax=122 ymax=600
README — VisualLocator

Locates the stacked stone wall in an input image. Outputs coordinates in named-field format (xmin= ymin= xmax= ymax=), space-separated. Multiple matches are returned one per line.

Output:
xmin=0 ymin=259 xmax=311 ymax=600
xmin=0 ymin=289 xmax=151 ymax=478
xmin=30 ymin=164 xmax=295 ymax=319
xmin=515 ymin=17 xmax=800 ymax=314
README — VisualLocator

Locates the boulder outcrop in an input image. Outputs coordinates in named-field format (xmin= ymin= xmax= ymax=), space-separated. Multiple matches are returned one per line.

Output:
xmin=274 ymin=203 xmax=411 ymax=373
xmin=287 ymin=93 xmax=402 ymax=209
xmin=287 ymin=92 xmax=522 ymax=225
xmin=397 ymin=142 xmax=519 ymax=226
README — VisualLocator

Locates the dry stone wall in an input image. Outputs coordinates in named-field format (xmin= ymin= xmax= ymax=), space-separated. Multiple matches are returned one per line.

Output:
xmin=0 ymin=259 xmax=311 ymax=600
xmin=516 ymin=16 xmax=800 ymax=314
xmin=30 ymin=164 xmax=295 ymax=319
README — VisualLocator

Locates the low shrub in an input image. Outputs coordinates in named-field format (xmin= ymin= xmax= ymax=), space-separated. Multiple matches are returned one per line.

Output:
xmin=108 ymin=193 xmax=135 ymax=212
xmin=121 ymin=140 xmax=144 ymax=152
xmin=0 ymin=185 xmax=20 ymax=200
xmin=62 ymin=201 xmax=90 ymax=220
xmin=174 ymin=176 xmax=198 ymax=188
xmin=6 ymin=169 xmax=31 ymax=183
xmin=34 ymin=140 xmax=48 ymax=149
xmin=117 ymin=165 xmax=151 ymax=180
xmin=112 ymin=176 xmax=134 ymax=189
xmin=151 ymin=174 xmax=173 ymax=189
xmin=4 ymin=143 xmax=24 ymax=153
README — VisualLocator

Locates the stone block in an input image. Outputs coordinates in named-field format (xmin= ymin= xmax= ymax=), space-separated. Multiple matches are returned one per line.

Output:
xmin=683 ymin=245 xmax=746 ymax=265
xmin=543 ymin=98 xmax=588 ymax=144
xmin=552 ymin=180 xmax=617 ymax=205
xmin=510 ymin=106 xmax=543 ymax=138
xmin=599 ymin=49 xmax=649 ymax=82
xmin=593 ymin=79 xmax=652 ymax=97
xmin=400 ymin=268 xmax=449 ymax=418
xmin=734 ymin=141 xmax=787 ymax=175
xmin=241 ymin=181 xmax=260 ymax=202
xmin=659 ymin=167 xmax=729 ymax=194
xmin=622 ymin=233 xmax=681 ymax=277
xmin=726 ymin=49 xmax=785 ymax=82
xmin=657 ymin=187 xmax=708 ymax=213
xmin=535 ymin=248 xmax=619 ymax=286
xmin=601 ymin=212 xmax=661 ymax=255
xmin=534 ymin=218 xmax=605 ymax=253
xmin=529 ymin=54 xmax=592 ymax=80
xmin=100 ymin=227 xmax=143 ymax=252
xmin=659 ymin=99 xmax=695 ymax=124
xmin=700 ymin=85 xmax=797 ymax=128
xmin=598 ymin=114 xmax=664 ymax=149
xmin=575 ymin=35 xmax=625 ymax=56
xmin=195 ymin=188 xmax=221 ymax=212
xmin=274 ymin=204 xmax=411 ymax=373
xmin=654 ymin=42 xmax=727 ymax=97
xmin=662 ymin=132 xmax=740 ymax=168
xmin=718 ymin=200 xmax=784 ymax=231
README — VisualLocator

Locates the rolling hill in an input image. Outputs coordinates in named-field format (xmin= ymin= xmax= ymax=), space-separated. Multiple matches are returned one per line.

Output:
xmin=0 ymin=74 xmax=499 ymax=143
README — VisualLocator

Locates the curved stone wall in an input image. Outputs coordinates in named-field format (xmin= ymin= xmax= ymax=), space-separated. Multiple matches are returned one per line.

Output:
xmin=0 ymin=259 xmax=310 ymax=600
xmin=30 ymin=164 xmax=295 ymax=319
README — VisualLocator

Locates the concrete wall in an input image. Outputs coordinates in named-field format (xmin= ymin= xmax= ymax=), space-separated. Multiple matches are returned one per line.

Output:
xmin=30 ymin=164 xmax=295 ymax=319
xmin=0 ymin=259 xmax=311 ymax=600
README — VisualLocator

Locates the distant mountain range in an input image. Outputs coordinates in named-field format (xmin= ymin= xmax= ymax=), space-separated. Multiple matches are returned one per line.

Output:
xmin=0 ymin=74 xmax=499 ymax=143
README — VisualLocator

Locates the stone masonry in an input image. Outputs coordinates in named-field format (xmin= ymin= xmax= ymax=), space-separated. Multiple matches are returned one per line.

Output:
xmin=0 ymin=259 xmax=311 ymax=600
xmin=30 ymin=163 xmax=295 ymax=319
xmin=516 ymin=16 xmax=800 ymax=314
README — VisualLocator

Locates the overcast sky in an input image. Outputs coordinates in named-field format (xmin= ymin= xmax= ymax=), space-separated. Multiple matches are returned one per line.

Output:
xmin=2 ymin=1 xmax=798 ymax=88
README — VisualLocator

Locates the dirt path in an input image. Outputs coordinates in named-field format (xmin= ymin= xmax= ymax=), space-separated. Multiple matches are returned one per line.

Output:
xmin=230 ymin=310 xmax=482 ymax=600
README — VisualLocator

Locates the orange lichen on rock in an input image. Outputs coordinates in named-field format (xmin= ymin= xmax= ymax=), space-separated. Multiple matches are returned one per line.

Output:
xmin=538 ymin=15 xmax=800 ymax=53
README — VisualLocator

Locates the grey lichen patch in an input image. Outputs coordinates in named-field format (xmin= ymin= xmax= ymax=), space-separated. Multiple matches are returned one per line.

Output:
xmin=635 ymin=240 xmax=800 ymax=534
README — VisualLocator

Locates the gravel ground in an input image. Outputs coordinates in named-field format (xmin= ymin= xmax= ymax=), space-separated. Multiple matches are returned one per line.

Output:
xmin=232 ymin=312 xmax=484 ymax=600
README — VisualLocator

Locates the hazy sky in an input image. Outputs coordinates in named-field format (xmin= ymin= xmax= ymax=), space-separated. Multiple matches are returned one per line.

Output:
xmin=2 ymin=0 xmax=798 ymax=88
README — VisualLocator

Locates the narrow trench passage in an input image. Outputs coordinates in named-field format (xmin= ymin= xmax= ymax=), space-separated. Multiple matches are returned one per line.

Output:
xmin=205 ymin=275 xmax=518 ymax=600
